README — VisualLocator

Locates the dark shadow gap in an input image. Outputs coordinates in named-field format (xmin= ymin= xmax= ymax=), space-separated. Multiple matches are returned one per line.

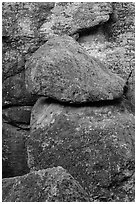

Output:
xmin=36 ymin=95 xmax=123 ymax=108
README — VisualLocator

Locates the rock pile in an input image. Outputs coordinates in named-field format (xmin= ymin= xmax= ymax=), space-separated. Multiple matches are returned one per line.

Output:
xmin=2 ymin=2 xmax=135 ymax=202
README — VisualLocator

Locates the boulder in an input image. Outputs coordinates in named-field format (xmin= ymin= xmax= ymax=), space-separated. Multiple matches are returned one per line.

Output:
xmin=2 ymin=71 xmax=38 ymax=107
xmin=2 ymin=166 xmax=90 ymax=202
xmin=25 ymin=35 xmax=125 ymax=103
xmin=2 ymin=122 xmax=30 ymax=178
xmin=27 ymin=98 xmax=135 ymax=201
xmin=2 ymin=106 xmax=32 ymax=125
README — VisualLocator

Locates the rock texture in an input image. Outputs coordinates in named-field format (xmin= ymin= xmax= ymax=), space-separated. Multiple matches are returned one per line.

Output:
xmin=124 ymin=70 xmax=135 ymax=113
xmin=2 ymin=2 xmax=54 ymax=81
xmin=25 ymin=35 xmax=125 ymax=103
xmin=2 ymin=71 xmax=38 ymax=107
xmin=2 ymin=106 xmax=32 ymax=125
xmin=2 ymin=2 xmax=135 ymax=202
xmin=78 ymin=2 xmax=135 ymax=80
xmin=27 ymin=97 xmax=135 ymax=201
xmin=2 ymin=122 xmax=30 ymax=178
xmin=2 ymin=166 xmax=90 ymax=202
xmin=40 ymin=2 xmax=113 ymax=38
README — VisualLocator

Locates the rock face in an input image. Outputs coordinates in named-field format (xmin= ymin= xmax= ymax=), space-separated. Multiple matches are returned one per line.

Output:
xmin=27 ymin=98 xmax=135 ymax=201
xmin=2 ymin=166 xmax=90 ymax=202
xmin=2 ymin=122 xmax=30 ymax=178
xmin=2 ymin=2 xmax=135 ymax=202
xmin=25 ymin=35 xmax=125 ymax=103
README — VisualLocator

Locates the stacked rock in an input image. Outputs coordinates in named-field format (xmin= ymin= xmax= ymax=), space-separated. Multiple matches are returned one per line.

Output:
xmin=2 ymin=2 xmax=135 ymax=202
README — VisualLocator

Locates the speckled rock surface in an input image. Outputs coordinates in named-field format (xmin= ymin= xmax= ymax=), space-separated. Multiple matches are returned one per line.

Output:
xmin=2 ymin=2 xmax=135 ymax=202
xmin=2 ymin=71 xmax=38 ymax=107
xmin=2 ymin=166 xmax=90 ymax=202
xmin=25 ymin=35 xmax=125 ymax=103
xmin=78 ymin=2 xmax=135 ymax=80
xmin=2 ymin=122 xmax=30 ymax=178
xmin=40 ymin=2 xmax=113 ymax=38
xmin=27 ymin=98 xmax=135 ymax=201
xmin=2 ymin=2 xmax=54 ymax=81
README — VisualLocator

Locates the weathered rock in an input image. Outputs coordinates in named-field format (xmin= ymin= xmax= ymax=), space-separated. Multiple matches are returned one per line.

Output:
xmin=2 ymin=71 xmax=38 ymax=107
xmin=2 ymin=2 xmax=54 ymax=80
xmin=2 ymin=166 xmax=90 ymax=202
xmin=25 ymin=35 xmax=125 ymax=103
xmin=2 ymin=37 xmax=47 ymax=81
xmin=2 ymin=122 xmax=30 ymax=178
xmin=78 ymin=2 xmax=135 ymax=80
xmin=107 ymin=173 xmax=135 ymax=202
xmin=27 ymin=98 xmax=135 ymax=201
xmin=2 ymin=106 xmax=32 ymax=125
xmin=40 ymin=2 xmax=113 ymax=38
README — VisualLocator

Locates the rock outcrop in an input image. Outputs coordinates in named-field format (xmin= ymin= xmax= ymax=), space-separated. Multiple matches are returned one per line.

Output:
xmin=2 ymin=2 xmax=135 ymax=202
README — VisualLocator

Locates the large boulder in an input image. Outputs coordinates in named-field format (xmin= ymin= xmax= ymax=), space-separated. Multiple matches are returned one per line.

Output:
xmin=2 ymin=122 xmax=30 ymax=178
xmin=2 ymin=166 xmax=90 ymax=202
xmin=25 ymin=35 xmax=125 ymax=103
xmin=27 ymin=97 xmax=135 ymax=201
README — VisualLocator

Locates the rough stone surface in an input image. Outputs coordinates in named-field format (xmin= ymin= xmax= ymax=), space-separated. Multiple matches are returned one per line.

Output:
xmin=78 ymin=2 xmax=135 ymax=80
xmin=2 ymin=71 xmax=38 ymax=107
xmin=2 ymin=2 xmax=54 ymax=80
xmin=2 ymin=122 xmax=30 ymax=178
xmin=25 ymin=35 xmax=125 ymax=103
xmin=2 ymin=106 xmax=32 ymax=125
xmin=27 ymin=98 xmax=135 ymax=201
xmin=2 ymin=166 xmax=90 ymax=202
xmin=40 ymin=2 xmax=113 ymax=38
xmin=2 ymin=2 xmax=135 ymax=202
